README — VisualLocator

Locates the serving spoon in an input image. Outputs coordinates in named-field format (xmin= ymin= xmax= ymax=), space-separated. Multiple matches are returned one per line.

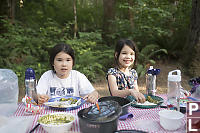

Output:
xmin=96 ymin=102 xmax=101 ymax=113
xmin=74 ymin=98 xmax=82 ymax=106
xmin=29 ymin=123 xmax=40 ymax=133
xmin=122 ymin=100 xmax=137 ymax=108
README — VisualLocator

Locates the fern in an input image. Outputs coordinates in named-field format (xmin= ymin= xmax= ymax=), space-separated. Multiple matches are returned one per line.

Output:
xmin=137 ymin=44 xmax=168 ymax=77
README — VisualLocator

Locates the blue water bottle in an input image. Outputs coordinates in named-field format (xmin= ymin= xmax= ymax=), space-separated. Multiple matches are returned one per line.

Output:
xmin=25 ymin=68 xmax=37 ymax=102
xmin=146 ymin=66 xmax=160 ymax=96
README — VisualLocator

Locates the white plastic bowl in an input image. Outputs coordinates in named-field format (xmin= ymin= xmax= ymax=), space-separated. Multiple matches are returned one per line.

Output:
xmin=159 ymin=110 xmax=184 ymax=131
xmin=38 ymin=112 xmax=76 ymax=133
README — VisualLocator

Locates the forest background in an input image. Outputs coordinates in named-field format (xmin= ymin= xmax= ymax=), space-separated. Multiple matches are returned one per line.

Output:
xmin=0 ymin=0 xmax=200 ymax=99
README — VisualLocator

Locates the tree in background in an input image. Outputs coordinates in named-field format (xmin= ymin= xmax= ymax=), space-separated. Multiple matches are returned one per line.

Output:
xmin=185 ymin=0 xmax=200 ymax=76
xmin=0 ymin=0 xmax=194 ymax=85
xmin=128 ymin=0 xmax=134 ymax=29
xmin=73 ymin=0 xmax=78 ymax=38
xmin=0 ymin=0 xmax=15 ymax=32
xmin=102 ymin=0 xmax=116 ymax=46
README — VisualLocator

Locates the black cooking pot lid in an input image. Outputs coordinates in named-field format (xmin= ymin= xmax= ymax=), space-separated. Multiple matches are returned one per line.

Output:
xmin=98 ymin=96 xmax=130 ymax=106
xmin=82 ymin=101 xmax=121 ymax=122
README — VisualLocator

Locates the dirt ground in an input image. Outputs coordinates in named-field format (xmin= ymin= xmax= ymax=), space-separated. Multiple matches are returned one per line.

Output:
xmin=94 ymin=60 xmax=192 ymax=98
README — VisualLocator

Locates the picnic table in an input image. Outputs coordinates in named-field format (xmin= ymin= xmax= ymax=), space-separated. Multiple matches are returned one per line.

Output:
xmin=12 ymin=94 xmax=186 ymax=133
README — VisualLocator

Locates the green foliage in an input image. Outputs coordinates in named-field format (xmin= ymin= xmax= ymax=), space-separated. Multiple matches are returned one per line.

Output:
xmin=0 ymin=0 xmax=192 ymax=88
xmin=0 ymin=18 xmax=69 ymax=87
xmin=115 ymin=0 xmax=191 ymax=59
xmin=94 ymin=48 xmax=114 ymax=72
xmin=17 ymin=0 xmax=103 ymax=32
xmin=74 ymin=51 xmax=104 ymax=82
xmin=67 ymin=32 xmax=108 ymax=82
xmin=115 ymin=1 xmax=173 ymax=44
xmin=137 ymin=44 xmax=168 ymax=77
xmin=0 ymin=20 xmax=106 ymax=86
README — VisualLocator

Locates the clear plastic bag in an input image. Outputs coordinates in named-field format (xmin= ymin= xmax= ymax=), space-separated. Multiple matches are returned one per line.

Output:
xmin=0 ymin=115 xmax=33 ymax=133
xmin=0 ymin=69 xmax=19 ymax=116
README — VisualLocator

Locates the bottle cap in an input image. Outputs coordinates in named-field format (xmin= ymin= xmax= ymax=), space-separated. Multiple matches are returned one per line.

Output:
xmin=147 ymin=66 xmax=160 ymax=75
xmin=168 ymin=70 xmax=181 ymax=82
xmin=149 ymin=66 xmax=153 ymax=69
xmin=25 ymin=68 xmax=35 ymax=80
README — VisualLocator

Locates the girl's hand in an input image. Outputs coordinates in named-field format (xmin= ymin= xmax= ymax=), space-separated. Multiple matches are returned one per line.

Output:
xmin=129 ymin=89 xmax=145 ymax=103
xmin=83 ymin=90 xmax=99 ymax=104
xmin=38 ymin=94 xmax=49 ymax=105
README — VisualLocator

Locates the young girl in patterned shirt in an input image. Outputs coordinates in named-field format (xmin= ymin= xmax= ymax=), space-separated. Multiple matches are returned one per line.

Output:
xmin=107 ymin=39 xmax=145 ymax=103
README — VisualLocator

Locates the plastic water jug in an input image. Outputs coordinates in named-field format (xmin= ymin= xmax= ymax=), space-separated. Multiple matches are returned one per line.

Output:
xmin=167 ymin=70 xmax=181 ymax=111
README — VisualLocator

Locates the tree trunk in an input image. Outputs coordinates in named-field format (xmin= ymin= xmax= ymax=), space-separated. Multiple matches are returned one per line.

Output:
xmin=73 ymin=0 xmax=78 ymax=38
xmin=102 ymin=0 xmax=115 ymax=46
xmin=128 ymin=0 xmax=134 ymax=29
xmin=185 ymin=0 xmax=200 ymax=76
xmin=0 ymin=0 xmax=15 ymax=33
xmin=8 ymin=0 xmax=15 ymax=23
xmin=0 ymin=0 xmax=8 ymax=17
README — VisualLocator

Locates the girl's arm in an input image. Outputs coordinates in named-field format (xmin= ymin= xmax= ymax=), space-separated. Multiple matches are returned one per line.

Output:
xmin=108 ymin=74 xmax=145 ymax=103
xmin=108 ymin=74 xmax=131 ymax=97
xmin=133 ymin=79 xmax=139 ymax=91
xmin=36 ymin=71 xmax=51 ymax=105
xmin=83 ymin=90 xmax=99 ymax=104
xmin=77 ymin=71 xmax=99 ymax=103
xmin=37 ymin=94 xmax=49 ymax=105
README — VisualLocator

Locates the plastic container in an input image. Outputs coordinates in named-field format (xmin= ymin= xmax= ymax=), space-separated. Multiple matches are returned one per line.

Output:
xmin=0 ymin=69 xmax=18 ymax=116
xmin=159 ymin=110 xmax=184 ymax=131
xmin=25 ymin=68 xmax=37 ymax=103
xmin=167 ymin=70 xmax=181 ymax=111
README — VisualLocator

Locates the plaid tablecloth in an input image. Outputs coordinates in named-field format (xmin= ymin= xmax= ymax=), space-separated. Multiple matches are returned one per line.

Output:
xmin=13 ymin=94 xmax=186 ymax=133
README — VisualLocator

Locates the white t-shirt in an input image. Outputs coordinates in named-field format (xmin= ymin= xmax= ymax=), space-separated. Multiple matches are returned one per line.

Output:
xmin=36 ymin=70 xmax=95 ymax=98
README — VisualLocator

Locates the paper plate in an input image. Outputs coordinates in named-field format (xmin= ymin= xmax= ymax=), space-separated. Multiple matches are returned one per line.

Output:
xmin=44 ymin=96 xmax=85 ymax=110
xmin=126 ymin=95 xmax=163 ymax=109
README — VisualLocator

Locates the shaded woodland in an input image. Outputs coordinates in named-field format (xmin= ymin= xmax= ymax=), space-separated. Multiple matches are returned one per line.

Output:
xmin=0 ymin=0 xmax=200 ymax=90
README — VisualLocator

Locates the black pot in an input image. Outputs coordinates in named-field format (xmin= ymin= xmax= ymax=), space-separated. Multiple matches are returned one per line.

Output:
xmin=98 ymin=96 xmax=130 ymax=116
xmin=78 ymin=101 xmax=122 ymax=133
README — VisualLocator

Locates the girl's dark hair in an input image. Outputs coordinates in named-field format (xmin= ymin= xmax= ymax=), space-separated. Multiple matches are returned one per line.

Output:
xmin=49 ymin=43 xmax=75 ymax=72
xmin=114 ymin=39 xmax=138 ymax=67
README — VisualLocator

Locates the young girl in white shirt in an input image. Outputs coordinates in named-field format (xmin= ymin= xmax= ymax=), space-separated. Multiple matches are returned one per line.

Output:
xmin=37 ymin=43 xmax=99 ymax=104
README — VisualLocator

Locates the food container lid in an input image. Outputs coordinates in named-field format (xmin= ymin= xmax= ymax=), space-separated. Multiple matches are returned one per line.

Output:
xmin=98 ymin=96 xmax=130 ymax=116
xmin=78 ymin=101 xmax=122 ymax=123
xmin=98 ymin=96 xmax=130 ymax=107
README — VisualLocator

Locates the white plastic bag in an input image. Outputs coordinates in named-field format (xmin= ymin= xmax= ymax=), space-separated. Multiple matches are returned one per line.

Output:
xmin=0 ymin=69 xmax=19 ymax=116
